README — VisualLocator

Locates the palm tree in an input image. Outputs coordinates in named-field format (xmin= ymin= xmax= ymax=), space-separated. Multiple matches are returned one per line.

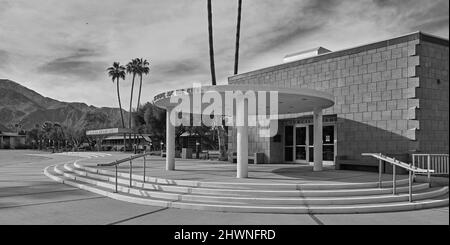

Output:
xmin=206 ymin=0 xmax=226 ymax=159
xmin=132 ymin=58 xmax=150 ymax=153
xmin=234 ymin=0 xmax=243 ymax=75
xmin=136 ymin=58 xmax=150 ymax=112
xmin=207 ymin=0 xmax=216 ymax=85
xmin=107 ymin=62 xmax=126 ymax=128
xmin=126 ymin=59 xmax=139 ymax=128
xmin=126 ymin=58 xmax=140 ymax=150
xmin=107 ymin=62 xmax=127 ymax=152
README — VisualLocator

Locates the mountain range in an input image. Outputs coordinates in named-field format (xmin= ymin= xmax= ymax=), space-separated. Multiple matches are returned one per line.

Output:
xmin=0 ymin=79 xmax=128 ymax=132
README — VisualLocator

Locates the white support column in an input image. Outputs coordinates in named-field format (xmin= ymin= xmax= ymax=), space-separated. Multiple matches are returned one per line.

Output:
xmin=236 ymin=97 xmax=248 ymax=178
xmin=166 ymin=107 xmax=175 ymax=171
xmin=313 ymin=108 xmax=323 ymax=172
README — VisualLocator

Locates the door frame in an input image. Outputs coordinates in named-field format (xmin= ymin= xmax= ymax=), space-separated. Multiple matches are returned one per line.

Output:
xmin=294 ymin=125 xmax=308 ymax=164
xmin=283 ymin=122 xmax=337 ymax=165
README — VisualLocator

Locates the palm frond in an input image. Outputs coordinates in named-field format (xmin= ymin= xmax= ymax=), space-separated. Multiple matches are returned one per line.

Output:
xmin=108 ymin=62 xmax=126 ymax=82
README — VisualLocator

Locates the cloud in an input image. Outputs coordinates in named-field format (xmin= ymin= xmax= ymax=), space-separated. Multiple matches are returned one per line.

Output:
xmin=372 ymin=0 xmax=399 ymax=7
xmin=38 ymin=60 xmax=107 ymax=81
xmin=232 ymin=0 xmax=344 ymax=60
xmin=405 ymin=1 xmax=449 ymax=33
xmin=37 ymin=48 xmax=108 ymax=81
xmin=154 ymin=59 xmax=208 ymax=78
xmin=370 ymin=0 xmax=449 ymax=31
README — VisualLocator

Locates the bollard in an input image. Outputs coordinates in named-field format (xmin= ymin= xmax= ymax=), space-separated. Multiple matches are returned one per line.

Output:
xmin=427 ymin=155 xmax=431 ymax=183
xmin=143 ymin=156 xmax=146 ymax=183
xmin=392 ymin=164 xmax=396 ymax=195
xmin=130 ymin=159 xmax=132 ymax=187
xmin=409 ymin=170 xmax=413 ymax=202
xmin=378 ymin=159 xmax=383 ymax=188
xmin=115 ymin=165 xmax=118 ymax=193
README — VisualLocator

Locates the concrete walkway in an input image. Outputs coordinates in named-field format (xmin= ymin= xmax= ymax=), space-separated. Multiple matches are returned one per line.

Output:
xmin=90 ymin=156 xmax=408 ymax=184
xmin=0 ymin=150 xmax=448 ymax=225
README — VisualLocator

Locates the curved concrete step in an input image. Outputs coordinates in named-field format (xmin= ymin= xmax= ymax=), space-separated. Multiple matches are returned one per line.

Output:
xmin=45 ymin=165 xmax=172 ymax=206
xmin=58 ymin=163 xmax=447 ymax=205
xmin=170 ymin=195 xmax=449 ymax=214
xmin=176 ymin=188 xmax=448 ymax=206
xmin=62 ymin=163 xmax=430 ymax=198
xmin=54 ymin=152 xmax=112 ymax=158
xmin=44 ymin=165 xmax=450 ymax=214
xmin=73 ymin=161 xmax=411 ymax=190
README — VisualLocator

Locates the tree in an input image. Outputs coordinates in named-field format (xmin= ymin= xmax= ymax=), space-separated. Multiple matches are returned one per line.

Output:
xmin=53 ymin=123 xmax=65 ymax=150
xmin=64 ymin=126 xmax=85 ymax=151
xmin=206 ymin=0 xmax=227 ymax=160
xmin=35 ymin=123 xmax=44 ymax=150
xmin=133 ymin=102 xmax=166 ymax=141
xmin=107 ymin=62 xmax=127 ymax=128
xmin=26 ymin=127 xmax=40 ymax=149
xmin=42 ymin=121 xmax=54 ymax=149
xmin=126 ymin=58 xmax=140 ymax=150
xmin=107 ymin=62 xmax=127 ymax=151
xmin=207 ymin=0 xmax=217 ymax=85
xmin=40 ymin=121 xmax=65 ymax=151
xmin=136 ymin=58 xmax=150 ymax=112
xmin=126 ymin=59 xmax=140 ymax=129
xmin=131 ymin=58 xmax=151 ymax=153
xmin=234 ymin=0 xmax=243 ymax=75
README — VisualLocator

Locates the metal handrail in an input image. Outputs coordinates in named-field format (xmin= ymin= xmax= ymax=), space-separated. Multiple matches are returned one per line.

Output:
xmin=97 ymin=152 xmax=151 ymax=193
xmin=412 ymin=154 xmax=449 ymax=156
xmin=362 ymin=153 xmax=431 ymax=173
xmin=362 ymin=153 xmax=435 ymax=202
xmin=412 ymin=154 xmax=449 ymax=179
xmin=97 ymin=152 xmax=152 ymax=167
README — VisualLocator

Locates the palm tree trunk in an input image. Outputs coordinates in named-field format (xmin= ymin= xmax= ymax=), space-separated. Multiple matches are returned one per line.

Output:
xmin=207 ymin=0 xmax=216 ymax=85
xmin=137 ymin=74 xmax=143 ymax=112
xmin=135 ymin=75 xmax=144 ymax=154
xmin=129 ymin=73 xmax=135 ymax=129
xmin=234 ymin=0 xmax=242 ymax=75
xmin=217 ymin=121 xmax=227 ymax=160
xmin=116 ymin=78 xmax=127 ymax=152
xmin=116 ymin=78 xmax=125 ymax=128
xmin=207 ymin=0 xmax=226 ymax=159
xmin=129 ymin=73 xmax=136 ymax=151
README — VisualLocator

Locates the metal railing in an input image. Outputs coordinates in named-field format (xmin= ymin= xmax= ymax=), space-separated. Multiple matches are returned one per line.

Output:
xmin=97 ymin=152 xmax=152 ymax=193
xmin=412 ymin=154 xmax=449 ymax=181
xmin=362 ymin=153 xmax=433 ymax=202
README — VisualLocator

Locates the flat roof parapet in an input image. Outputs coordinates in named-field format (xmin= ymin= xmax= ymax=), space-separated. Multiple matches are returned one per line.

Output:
xmin=229 ymin=31 xmax=449 ymax=81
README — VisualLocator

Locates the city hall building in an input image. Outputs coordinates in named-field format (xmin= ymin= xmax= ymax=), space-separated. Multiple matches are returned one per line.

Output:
xmin=227 ymin=32 xmax=449 ymax=172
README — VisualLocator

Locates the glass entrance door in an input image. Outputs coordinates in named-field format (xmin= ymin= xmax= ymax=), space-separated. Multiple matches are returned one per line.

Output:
xmin=284 ymin=126 xmax=294 ymax=162
xmin=323 ymin=125 xmax=335 ymax=163
xmin=307 ymin=125 xmax=336 ymax=164
xmin=284 ymin=124 xmax=336 ymax=165
xmin=295 ymin=126 xmax=307 ymax=163
xmin=308 ymin=125 xmax=314 ymax=163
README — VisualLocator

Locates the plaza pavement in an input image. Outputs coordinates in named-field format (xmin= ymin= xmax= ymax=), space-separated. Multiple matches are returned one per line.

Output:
xmin=0 ymin=150 xmax=448 ymax=225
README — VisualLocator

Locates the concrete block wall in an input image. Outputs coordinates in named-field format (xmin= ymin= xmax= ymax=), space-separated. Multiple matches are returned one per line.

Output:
xmin=416 ymin=41 xmax=449 ymax=153
xmin=228 ymin=32 xmax=449 ymax=165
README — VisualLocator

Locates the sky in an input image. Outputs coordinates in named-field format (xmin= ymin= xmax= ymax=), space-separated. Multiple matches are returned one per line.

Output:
xmin=0 ymin=0 xmax=448 ymax=109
